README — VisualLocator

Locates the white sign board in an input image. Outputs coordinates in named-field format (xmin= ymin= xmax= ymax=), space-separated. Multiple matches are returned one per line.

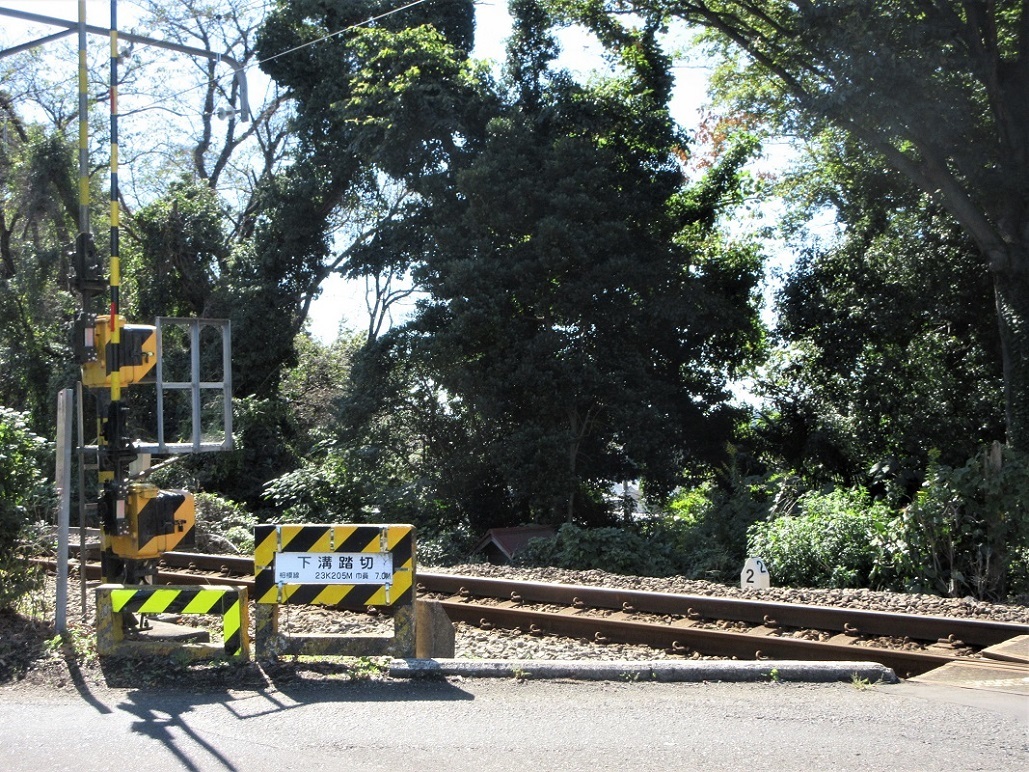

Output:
xmin=740 ymin=557 xmax=771 ymax=590
xmin=274 ymin=552 xmax=393 ymax=585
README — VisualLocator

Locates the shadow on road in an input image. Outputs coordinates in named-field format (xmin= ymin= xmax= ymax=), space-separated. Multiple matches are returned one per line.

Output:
xmin=95 ymin=662 xmax=473 ymax=771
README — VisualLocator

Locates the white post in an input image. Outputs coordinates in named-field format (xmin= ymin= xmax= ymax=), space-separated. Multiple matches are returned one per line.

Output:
xmin=55 ymin=388 xmax=74 ymax=634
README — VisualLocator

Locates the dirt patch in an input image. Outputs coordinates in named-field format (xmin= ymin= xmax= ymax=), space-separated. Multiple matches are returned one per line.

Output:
xmin=0 ymin=576 xmax=395 ymax=693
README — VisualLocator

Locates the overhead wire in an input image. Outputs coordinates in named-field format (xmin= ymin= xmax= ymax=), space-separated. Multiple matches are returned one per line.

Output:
xmin=128 ymin=0 xmax=438 ymax=119
xmin=0 ymin=0 xmax=440 ymax=121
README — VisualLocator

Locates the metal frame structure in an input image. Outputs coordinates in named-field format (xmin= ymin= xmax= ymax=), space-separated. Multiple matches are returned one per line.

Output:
xmin=0 ymin=5 xmax=251 ymax=120
xmin=154 ymin=317 xmax=234 ymax=454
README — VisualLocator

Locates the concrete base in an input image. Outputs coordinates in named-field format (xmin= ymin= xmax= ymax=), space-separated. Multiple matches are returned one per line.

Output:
xmin=124 ymin=618 xmax=210 ymax=644
xmin=911 ymin=660 xmax=1029 ymax=696
xmin=416 ymin=600 xmax=456 ymax=658
xmin=982 ymin=634 xmax=1029 ymax=664
xmin=387 ymin=658 xmax=897 ymax=683
xmin=254 ymin=602 xmax=415 ymax=660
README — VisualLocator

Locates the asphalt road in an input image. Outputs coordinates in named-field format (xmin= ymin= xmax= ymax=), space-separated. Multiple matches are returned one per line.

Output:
xmin=1 ymin=678 xmax=1025 ymax=771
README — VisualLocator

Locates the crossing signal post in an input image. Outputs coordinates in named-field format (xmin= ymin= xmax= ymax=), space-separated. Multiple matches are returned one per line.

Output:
xmin=18 ymin=0 xmax=245 ymax=660
xmin=65 ymin=3 xmax=231 ymax=586
xmin=72 ymin=313 xmax=203 ymax=583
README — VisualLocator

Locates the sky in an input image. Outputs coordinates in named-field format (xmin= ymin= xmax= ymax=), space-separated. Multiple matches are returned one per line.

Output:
xmin=0 ymin=1 xmax=784 ymax=342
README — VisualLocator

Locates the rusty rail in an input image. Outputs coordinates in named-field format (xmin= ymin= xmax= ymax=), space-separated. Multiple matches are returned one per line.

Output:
xmin=51 ymin=551 xmax=1027 ymax=677
xmin=433 ymin=598 xmax=961 ymax=676
xmin=416 ymin=573 xmax=1025 ymax=648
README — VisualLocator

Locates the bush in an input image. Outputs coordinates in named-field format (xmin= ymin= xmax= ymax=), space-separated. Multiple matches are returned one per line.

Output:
xmin=885 ymin=445 xmax=1029 ymax=599
xmin=661 ymin=471 xmax=780 ymax=581
xmin=0 ymin=406 xmax=53 ymax=610
xmin=415 ymin=524 xmax=478 ymax=567
xmin=193 ymin=493 xmax=256 ymax=554
xmin=262 ymin=450 xmax=364 ymax=523
xmin=746 ymin=487 xmax=892 ymax=588
xmin=515 ymin=522 xmax=679 ymax=576
xmin=511 ymin=467 xmax=784 ymax=580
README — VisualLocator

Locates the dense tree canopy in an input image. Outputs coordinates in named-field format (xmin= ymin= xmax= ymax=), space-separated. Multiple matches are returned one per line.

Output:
xmin=319 ymin=0 xmax=764 ymax=524
xmin=0 ymin=118 xmax=78 ymax=432
xmin=556 ymin=0 xmax=1029 ymax=450
xmin=0 ymin=0 xmax=1024 ymax=597
xmin=759 ymin=134 xmax=1004 ymax=489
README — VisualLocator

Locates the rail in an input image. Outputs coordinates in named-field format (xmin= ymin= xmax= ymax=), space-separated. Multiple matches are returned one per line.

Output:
xmin=48 ymin=549 xmax=1027 ymax=678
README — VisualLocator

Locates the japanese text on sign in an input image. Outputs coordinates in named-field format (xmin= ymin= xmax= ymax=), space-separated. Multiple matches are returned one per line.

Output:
xmin=274 ymin=552 xmax=394 ymax=585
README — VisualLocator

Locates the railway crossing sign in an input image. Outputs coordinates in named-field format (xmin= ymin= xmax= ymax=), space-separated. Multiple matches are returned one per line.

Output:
xmin=252 ymin=523 xmax=417 ymax=659
xmin=253 ymin=523 xmax=415 ymax=607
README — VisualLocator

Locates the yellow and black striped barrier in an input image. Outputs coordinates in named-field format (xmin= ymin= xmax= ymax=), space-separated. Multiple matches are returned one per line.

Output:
xmin=252 ymin=523 xmax=416 ymax=659
xmin=96 ymin=584 xmax=249 ymax=660
xmin=254 ymin=523 xmax=414 ymax=607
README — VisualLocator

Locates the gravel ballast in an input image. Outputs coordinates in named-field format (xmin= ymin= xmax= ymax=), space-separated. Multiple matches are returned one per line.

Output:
xmin=20 ymin=563 xmax=1029 ymax=668
xmin=427 ymin=563 xmax=1029 ymax=660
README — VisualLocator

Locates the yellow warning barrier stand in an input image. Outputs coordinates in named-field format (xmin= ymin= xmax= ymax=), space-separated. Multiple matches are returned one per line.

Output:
xmin=252 ymin=523 xmax=415 ymax=660
xmin=96 ymin=584 xmax=249 ymax=661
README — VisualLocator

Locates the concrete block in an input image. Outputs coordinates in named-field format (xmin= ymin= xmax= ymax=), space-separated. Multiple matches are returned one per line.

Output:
xmin=416 ymin=599 xmax=456 ymax=658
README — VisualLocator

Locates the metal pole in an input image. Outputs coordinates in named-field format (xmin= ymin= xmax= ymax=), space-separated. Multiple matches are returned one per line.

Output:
xmin=56 ymin=389 xmax=73 ymax=635
xmin=76 ymin=382 xmax=87 ymax=620
xmin=191 ymin=320 xmax=201 ymax=450
xmin=76 ymin=0 xmax=89 ymax=257
xmin=105 ymin=0 xmax=128 ymax=541
xmin=77 ymin=0 xmax=88 ymax=242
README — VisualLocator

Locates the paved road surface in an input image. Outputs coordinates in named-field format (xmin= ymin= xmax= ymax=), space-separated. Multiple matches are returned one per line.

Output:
xmin=1 ymin=678 xmax=1025 ymax=771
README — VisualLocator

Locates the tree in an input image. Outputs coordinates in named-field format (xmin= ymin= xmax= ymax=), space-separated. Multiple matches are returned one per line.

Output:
xmin=758 ymin=134 xmax=1005 ymax=489
xmin=556 ymin=0 xmax=1029 ymax=451
xmin=238 ymin=0 xmax=483 ymax=396
xmin=344 ymin=0 xmax=764 ymax=523
xmin=123 ymin=0 xmax=293 ymax=221
xmin=0 ymin=407 xmax=53 ymax=610
xmin=127 ymin=178 xmax=230 ymax=319
xmin=0 ymin=113 xmax=79 ymax=432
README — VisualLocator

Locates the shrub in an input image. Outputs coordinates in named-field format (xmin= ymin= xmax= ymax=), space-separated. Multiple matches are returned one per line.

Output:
xmin=193 ymin=493 xmax=256 ymax=554
xmin=515 ymin=522 xmax=679 ymax=576
xmin=0 ymin=407 xmax=53 ymax=610
xmin=746 ymin=487 xmax=892 ymax=588
xmin=657 ymin=469 xmax=788 ymax=582
xmin=262 ymin=450 xmax=364 ymax=523
xmin=416 ymin=524 xmax=478 ymax=567
xmin=884 ymin=445 xmax=1029 ymax=599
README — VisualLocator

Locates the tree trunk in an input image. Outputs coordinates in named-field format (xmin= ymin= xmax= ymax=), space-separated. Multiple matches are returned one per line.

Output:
xmin=993 ymin=246 xmax=1029 ymax=452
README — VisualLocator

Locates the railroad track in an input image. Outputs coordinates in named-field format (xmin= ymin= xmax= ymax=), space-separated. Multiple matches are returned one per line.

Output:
xmin=49 ymin=550 xmax=1028 ymax=678
xmin=418 ymin=572 xmax=1027 ymax=678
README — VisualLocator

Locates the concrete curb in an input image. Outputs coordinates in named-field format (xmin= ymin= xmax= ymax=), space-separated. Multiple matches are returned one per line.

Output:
xmin=387 ymin=658 xmax=898 ymax=683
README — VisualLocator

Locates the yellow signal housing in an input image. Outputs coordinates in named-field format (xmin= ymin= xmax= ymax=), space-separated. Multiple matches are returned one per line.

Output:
xmin=81 ymin=315 xmax=157 ymax=387
xmin=103 ymin=483 xmax=196 ymax=560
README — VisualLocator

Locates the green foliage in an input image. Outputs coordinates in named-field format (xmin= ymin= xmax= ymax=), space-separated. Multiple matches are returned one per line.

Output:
xmin=883 ymin=446 xmax=1029 ymax=599
xmin=154 ymin=396 xmax=304 ymax=514
xmin=338 ymin=24 xmax=488 ymax=178
xmin=515 ymin=491 xmax=773 ymax=579
xmin=0 ymin=407 xmax=52 ymax=610
xmin=747 ymin=488 xmax=893 ymax=588
xmin=126 ymin=178 xmax=230 ymax=319
xmin=661 ymin=466 xmax=778 ymax=581
xmin=366 ymin=12 xmax=760 ymax=523
xmin=415 ymin=524 xmax=478 ymax=568
xmin=263 ymin=448 xmax=364 ymax=523
xmin=515 ymin=522 xmax=679 ymax=576
xmin=244 ymin=0 xmax=481 ymax=399
xmin=758 ymin=136 xmax=1003 ymax=488
xmin=279 ymin=333 xmax=363 ymax=439
xmin=0 ymin=125 xmax=80 ymax=433
xmin=193 ymin=493 xmax=256 ymax=554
